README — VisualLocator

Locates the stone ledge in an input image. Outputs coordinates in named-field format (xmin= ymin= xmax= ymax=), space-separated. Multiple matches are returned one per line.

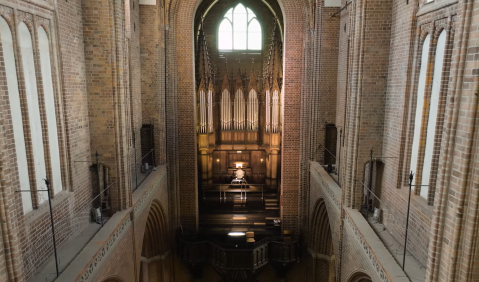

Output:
xmin=57 ymin=167 xmax=167 ymax=282
xmin=310 ymin=161 xmax=341 ymax=211
xmin=345 ymin=208 xmax=410 ymax=282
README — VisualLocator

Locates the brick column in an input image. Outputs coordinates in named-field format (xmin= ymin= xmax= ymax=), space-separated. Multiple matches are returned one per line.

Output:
xmin=82 ymin=0 xmax=131 ymax=211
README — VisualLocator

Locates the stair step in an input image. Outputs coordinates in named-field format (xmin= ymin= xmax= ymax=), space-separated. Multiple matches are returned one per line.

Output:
xmin=265 ymin=202 xmax=278 ymax=206
xmin=265 ymin=207 xmax=280 ymax=210
xmin=264 ymin=199 xmax=277 ymax=202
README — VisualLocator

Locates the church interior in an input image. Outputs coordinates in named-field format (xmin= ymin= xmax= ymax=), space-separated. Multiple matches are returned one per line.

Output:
xmin=0 ymin=0 xmax=478 ymax=281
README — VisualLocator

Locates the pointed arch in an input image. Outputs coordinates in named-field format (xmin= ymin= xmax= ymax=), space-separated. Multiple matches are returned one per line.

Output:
xmin=142 ymin=200 xmax=168 ymax=258
xmin=18 ymin=21 xmax=49 ymax=205
xmin=102 ymin=277 xmax=124 ymax=282
xmin=0 ymin=16 xmax=32 ymax=213
xmin=348 ymin=271 xmax=372 ymax=282
xmin=310 ymin=198 xmax=336 ymax=282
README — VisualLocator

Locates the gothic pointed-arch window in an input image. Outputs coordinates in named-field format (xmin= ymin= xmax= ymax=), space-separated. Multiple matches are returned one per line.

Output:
xmin=409 ymin=29 xmax=449 ymax=204
xmin=218 ymin=4 xmax=262 ymax=51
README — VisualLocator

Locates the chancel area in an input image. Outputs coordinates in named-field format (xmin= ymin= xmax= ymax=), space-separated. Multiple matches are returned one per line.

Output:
xmin=196 ymin=2 xmax=284 ymax=239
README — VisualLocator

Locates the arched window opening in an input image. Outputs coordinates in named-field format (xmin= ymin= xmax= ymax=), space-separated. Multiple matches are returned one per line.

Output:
xmin=218 ymin=4 xmax=262 ymax=51
xmin=38 ymin=26 xmax=63 ymax=195
xmin=409 ymin=30 xmax=448 ymax=203
xmin=410 ymin=34 xmax=430 ymax=194
xmin=421 ymin=30 xmax=446 ymax=200
xmin=1 ymin=18 xmax=33 ymax=213
xmin=19 ymin=22 xmax=49 ymax=205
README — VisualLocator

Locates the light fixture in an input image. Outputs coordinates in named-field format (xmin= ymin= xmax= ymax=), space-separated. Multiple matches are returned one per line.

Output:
xmin=228 ymin=232 xmax=245 ymax=236
xmin=260 ymin=158 xmax=264 ymax=163
xmin=236 ymin=163 xmax=242 ymax=168
xmin=216 ymin=158 xmax=220 ymax=163
xmin=237 ymin=151 xmax=242 ymax=154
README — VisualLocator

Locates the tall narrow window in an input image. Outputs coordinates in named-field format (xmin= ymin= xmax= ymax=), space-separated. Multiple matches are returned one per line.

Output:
xmin=1 ymin=18 xmax=32 ymax=213
xmin=38 ymin=27 xmax=63 ymax=195
xmin=218 ymin=4 xmax=262 ymax=51
xmin=248 ymin=18 xmax=261 ymax=50
xmin=218 ymin=18 xmax=233 ymax=50
xmin=421 ymin=30 xmax=446 ymax=199
xmin=19 ymin=22 xmax=48 ymax=204
xmin=410 ymin=34 xmax=430 ymax=185
xmin=233 ymin=4 xmax=247 ymax=50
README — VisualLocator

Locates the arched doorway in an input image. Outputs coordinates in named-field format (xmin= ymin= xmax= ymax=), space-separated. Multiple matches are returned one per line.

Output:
xmin=310 ymin=199 xmax=335 ymax=282
xmin=348 ymin=271 xmax=372 ymax=282
xmin=139 ymin=200 xmax=170 ymax=282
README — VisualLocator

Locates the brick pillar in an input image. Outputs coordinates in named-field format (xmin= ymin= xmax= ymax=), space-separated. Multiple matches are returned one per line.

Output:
xmin=342 ymin=0 xmax=392 ymax=209
xmin=82 ymin=0 xmax=131 ymax=211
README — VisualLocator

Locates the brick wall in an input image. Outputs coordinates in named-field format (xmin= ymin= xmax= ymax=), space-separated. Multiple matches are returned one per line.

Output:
xmin=0 ymin=0 xmax=95 ymax=280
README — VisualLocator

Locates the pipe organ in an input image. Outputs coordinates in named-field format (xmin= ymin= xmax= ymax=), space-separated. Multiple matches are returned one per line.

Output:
xmin=196 ymin=24 xmax=283 ymax=191
xmin=197 ymin=65 xmax=282 ymax=190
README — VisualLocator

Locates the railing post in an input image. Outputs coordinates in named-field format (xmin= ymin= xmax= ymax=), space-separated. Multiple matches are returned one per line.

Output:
xmin=44 ymin=178 xmax=59 ymax=278
xmin=96 ymin=151 xmax=103 ymax=227
xmin=403 ymin=171 xmax=413 ymax=271
xmin=366 ymin=149 xmax=373 ymax=220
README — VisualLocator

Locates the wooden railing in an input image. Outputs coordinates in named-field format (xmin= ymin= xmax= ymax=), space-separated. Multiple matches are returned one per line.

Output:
xmin=178 ymin=236 xmax=297 ymax=272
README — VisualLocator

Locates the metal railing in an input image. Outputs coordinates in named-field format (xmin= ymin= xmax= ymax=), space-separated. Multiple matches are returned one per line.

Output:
xmin=19 ymin=181 xmax=114 ymax=281
xmin=213 ymin=183 xmax=265 ymax=204
xmin=131 ymin=149 xmax=155 ymax=191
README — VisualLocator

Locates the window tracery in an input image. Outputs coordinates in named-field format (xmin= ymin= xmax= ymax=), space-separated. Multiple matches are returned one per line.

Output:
xmin=218 ymin=4 xmax=262 ymax=51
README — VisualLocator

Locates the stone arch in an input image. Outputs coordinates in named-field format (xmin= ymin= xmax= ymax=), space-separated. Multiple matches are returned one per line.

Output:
xmin=139 ymin=200 xmax=170 ymax=282
xmin=169 ymin=0 xmax=308 ymax=233
xmin=142 ymin=200 xmax=168 ymax=257
xmin=348 ymin=271 xmax=372 ymax=282
xmin=310 ymin=198 xmax=335 ymax=282
xmin=102 ymin=276 xmax=124 ymax=282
